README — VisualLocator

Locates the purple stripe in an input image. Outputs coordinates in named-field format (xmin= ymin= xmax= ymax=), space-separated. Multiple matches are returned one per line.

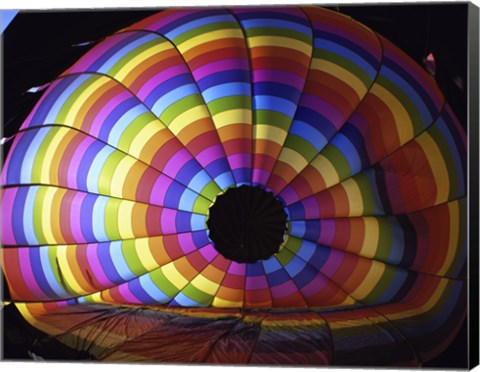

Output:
xmin=318 ymin=219 xmax=336 ymax=246
xmin=136 ymin=64 xmax=190 ymax=102
xmin=300 ymin=272 xmax=328 ymax=296
xmin=321 ymin=251 xmax=344 ymax=277
xmin=163 ymin=149 xmax=192 ymax=177
xmin=67 ymin=136 xmax=96 ymax=189
xmin=279 ymin=185 xmax=301 ymax=205
xmin=299 ymin=94 xmax=345 ymax=129
xmin=70 ymin=192 xmax=87 ymax=243
xmin=21 ymin=80 xmax=63 ymax=129
xmin=89 ymin=91 xmax=132 ymax=138
xmin=199 ymin=243 xmax=218 ymax=262
xmin=86 ymin=243 xmax=114 ymax=288
xmin=192 ymin=59 xmax=248 ymax=81
xmin=178 ymin=232 xmax=200 ymax=255
xmin=150 ymin=174 xmax=173 ymax=206
xmin=245 ymin=274 xmax=268 ymax=290
xmin=160 ymin=209 xmax=177 ymax=234
xmin=227 ymin=153 xmax=251 ymax=171
xmin=19 ymin=248 xmax=46 ymax=299
xmin=1 ymin=188 xmax=17 ymax=245
xmin=196 ymin=144 xmax=225 ymax=165
xmin=118 ymin=282 xmax=142 ymax=304
xmin=253 ymin=69 xmax=306 ymax=91
xmin=252 ymin=168 xmax=270 ymax=186
xmin=227 ymin=261 xmax=246 ymax=275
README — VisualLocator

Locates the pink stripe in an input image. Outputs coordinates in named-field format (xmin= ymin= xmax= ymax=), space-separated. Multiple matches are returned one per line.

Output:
xmin=67 ymin=137 xmax=95 ymax=189
xmin=320 ymin=250 xmax=344 ymax=277
xmin=227 ymin=261 xmax=246 ymax=276
xmin=118 ymin=282 xmax=142 ymax=304
xmin=150 ymin=174 xmax=173 ymax=206
xmin=136 ymin=65 xmax=189 ymax=102
xmin=160 ymin=209 xmax=177 ymax=234
xmin=89 ymin=91 xmax=131 ymax=138
xmin=196 ymin=144 xmax=225 ymax=165
xmin=227 ymin=153 xmax=251 ymax=171
xmin=86 ymin=243 xmax=114 ymax=288
xmin=178 ymin=232 xmax=199 ymax=255
xmin=303 ymin=197 xmax=320 ymax=219
xmin=271 ymin=280 xmax=298 ymax=298
xmin=199 ymin=243 xmax=218 ymax=262
xmin=279 ymin=185 xmax=300 ymax=205
xmin=70 ymin=192 xmax=87 ymax=243
xmin=1 ymin=188 xmax=17 ymax=245
xmin=19 ymin=249 xmax=46 ymax=299
xmin=192 ymin=59 xmax=248 ymax=82
xmin=252 ymin=168 xmax=270 ymax=186
xmin=163 ymin=149 xmax=192 ymax=178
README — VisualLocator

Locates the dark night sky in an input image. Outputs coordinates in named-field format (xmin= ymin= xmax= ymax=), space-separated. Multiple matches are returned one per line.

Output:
xmin=0 ymin=3 xmax=471 ymax=367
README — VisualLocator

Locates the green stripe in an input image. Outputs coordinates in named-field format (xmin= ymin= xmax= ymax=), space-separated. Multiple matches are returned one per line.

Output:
xmin=32 ymin=186 xmax=47 ymax=244
xmin=322 ymin=145 xmax=351 ymax=181
xmin=208 ymin=95 xmax=251 ymax=116
xmin=121 ymin=240 xmax=147 ymax=276
xmin=98 ymin=151 xmax=124 ymax=196
xmin=118 ymin=112 xmax=160 ymax=151
xmin=173 ymin=22 xmax=240 ymax=45
xmin=161 ymin=95 xmax=204 ymax=125
xmin=31 ymin=127 xmax=58 ymax=183
xmin=254 ymin=110 xmax=291 ymax=131
xmin=245 ymin=27 xmax=312 ymax=45
xmin=150 ymin=269 xmax=180 ymax=298
xmin=283 ymin=134 xmax=318 ymax=162
xmin=181 ymin=284 xmax=213 ymax=306
xmin=104 ymin=198 xmax=121 ymax=240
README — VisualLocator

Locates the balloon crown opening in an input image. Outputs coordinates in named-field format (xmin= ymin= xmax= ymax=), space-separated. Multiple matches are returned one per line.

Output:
xmin=207 ymin=186 xmax=288 ymax=263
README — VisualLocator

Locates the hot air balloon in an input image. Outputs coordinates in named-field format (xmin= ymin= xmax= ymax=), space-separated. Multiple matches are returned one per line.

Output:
xmin=1 ymin=5 xmax=468 ymax=367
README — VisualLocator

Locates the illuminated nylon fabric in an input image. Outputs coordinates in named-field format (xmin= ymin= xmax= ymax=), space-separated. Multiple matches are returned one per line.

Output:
xmin=1 ymin=6 xmax=466 ymax=365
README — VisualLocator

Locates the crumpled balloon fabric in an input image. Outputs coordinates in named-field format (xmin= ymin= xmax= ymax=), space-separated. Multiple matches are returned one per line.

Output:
xmin=1 ymin=6 xmax=467 ymax=366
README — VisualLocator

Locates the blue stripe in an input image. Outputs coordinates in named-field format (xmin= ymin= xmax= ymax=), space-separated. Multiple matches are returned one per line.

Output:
xmin=254 ymin=95 xmax=297 ymax=118
xmin=86 ymin=146 xmax=115 ymax=193
xmin=97 ymin=33 xmax=160 ymax=74
xmin=80 ymin=194 xmax=98 ymax=243
xmin=144 ymin=74 xmax=194 ymax=108
xmin=92 ymin=196 xmax=109 ymax=241
xmin=11 ymin=188 xmax=29 ymax=245
xmin=330 ymin=133 xmax=362 ymax=175
xmin=40 ymin=246 xmax=69 ymax=297
xmin=139 ymin=274 xmax=172 ymax=303
xmin=197 ymin=70 xmax=250 ymax=91
xmin=202 ymin=82 xmax=250 ymax=103
xmin=97 ymin=242 xmax=123 ymax=283
xmin=30 ymin=248 xmax=57 ymax=298
xmin=108 ymin=105 xmax=147 ymax=147
xmin=23 ymin=186 xmax=39 ymax=245
xmin=289 ymin=121 xmax=328 ymax=152
xmin=151 ymin=84 xmax=199 ymax=116
xmin=77 ymin=141 xmax=105 ymax=191
xmin=98 ymin=97 xmax=138 ymax=142
xmin=44 ymin=75 xmax=93 ymax=124
xmin=110 ymin=241 xmax=135 ymax=281
xmin=20 ymin=127 xmax=51 ymax=184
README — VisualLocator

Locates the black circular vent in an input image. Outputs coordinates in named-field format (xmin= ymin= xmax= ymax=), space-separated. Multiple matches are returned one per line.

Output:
xmin=207 ymin=186 xmax=287 ymax=263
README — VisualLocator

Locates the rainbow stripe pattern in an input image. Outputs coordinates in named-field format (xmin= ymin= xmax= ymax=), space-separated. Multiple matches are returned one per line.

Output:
xmin=1 ymin=6 xmax=467 ymax=365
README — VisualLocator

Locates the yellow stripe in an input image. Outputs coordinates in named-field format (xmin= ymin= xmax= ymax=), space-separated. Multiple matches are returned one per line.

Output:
xmin=416 ymin=132 xmax=450 ymax=204
xmin=128 ymin=120 xmax=163 ymax=160
xmin=168 ymin=105 xmax=210 ymax=135
xmin=438 ymin=202 xmax=460 ymax=275
xmin=161 ymin=262 xmax=189 ymax=290
xmin=190 ymin=274 xmax=220 ymax=296
xmin=310 ymin=154 xmax=340 ymax=189
xmin=278 ymin=148 xmax=308 ymax=174
xmin=110 ymin=156 xmax=137 ymax=198
xmin=349 ymin=260 xmax=385 ymax=300
xmin=135 ymin=238 xmax=161 ymax=271
xmin=41 ymin=187 xmax=63 ymax=244
xmin=311 ymin=58 xmax=366 ymax=98
xmin=117 ymin=201 xmax=135 ymax=239
xmin=254 ymin=124 xmax=287 ymax=145
xmin=248 ymin=36 xmax=312 ymax=56
xmin=113 ymin=41 xmax=172 ymax=81
xmin=360 ymin=217 xmax=380 ymax=258
xmin=341 ymin=178 xmax=364 ymax=216
xmin=40 ymin=127 xmax=70 ymax=184
xmin=56 ymin=245 xmax=87 ymax=294
xmin=212 ymin=108 xmax=252 ymax=128
xmin=16 ymin=303 xmax=64 ymax=335
xmin=64 ymin=77 xmax=110 ymax=128
xmin=212 ymin=297 xmax=243 ymax=308
xmin=370 ymin=84 xmax=414 ymax=145
xmin=177 ymin=29 xmax=244 ymax=54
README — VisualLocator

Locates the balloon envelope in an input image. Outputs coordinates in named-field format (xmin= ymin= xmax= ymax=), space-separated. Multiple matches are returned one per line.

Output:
xmin=1 ymin=6 xmax=467 ymax=366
